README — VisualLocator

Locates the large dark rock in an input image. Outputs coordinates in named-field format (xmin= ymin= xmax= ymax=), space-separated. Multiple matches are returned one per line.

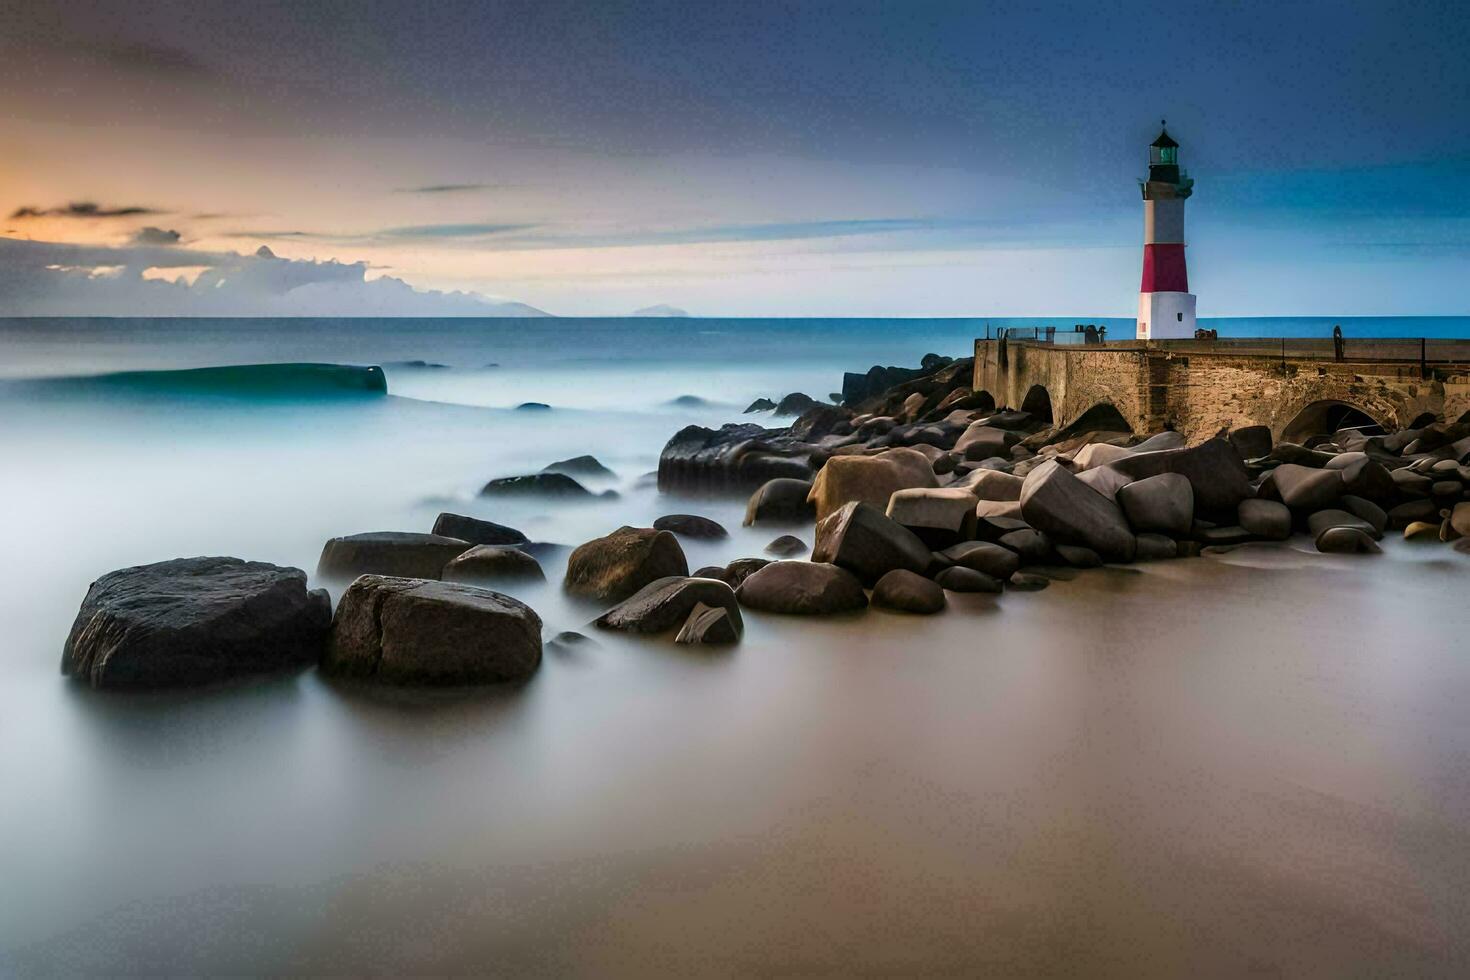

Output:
xmin=871 ymin=569 xmax=946 ymax=614
xmin=808 ymin=450 xmax=938 ymax=522
xmin=1229 ymin=425 xmax=1273 ymax=460
xmin=1116 ymin=472 xmax=1194 ymax=537
xmin=735 ymin=561 xmax=868 ymax=615
xmin=1134 ymin=533 xmax=1179 ymax=560
xmin=744 ymin=478 xmax=816 ymax=525
xmin=317 ymin=531 xmax=472 ymax=582
xmin=1314 ymin=527 xmax=1381 ymax=555
xmin=1386 ymin=499 xmax=1438 ymax=530
xmin=744 ymin=397 xmax=776 ymax=413
xmin=774 ymin=392 xmax=818 ymax=416
xmin=812 ymin=501 xmax=931 ymax=585
xmin=542 ymin=455 xmax=615 ymax=479
xmin=1019 ymin=460 xmax=1136 ymax=561
xmin=595 ymin=576 xmax=742 ymax=635
xmin=933 ymin=565 xmax=1003 ymax=593
xmin=998 ymin=528 xmax=1054 ymax=564
xmin=62 ymin=557 xmax=330 ymax=690
xmin=723 ymin=557 xmax=771 ymax=587
xmin=658 ymin=422 xmax=818 ymax=494
xmin=675 ymin=603 xmax=741 ymax=645
xmin=885 ymin=487 xmax=979 ymax=548
xmin=432 ymin=513 xmax=528 ymax=547
xmin=765 ymin=534 xmax=808 ymax=557
xmin=653 ymin=514 xmax=728 ymax=539
xmin=480 ymin=472 xmax=595 ymax=497
xmin=563 ymin=526 xmax=688 ymax=602
xmin=1306 ymin=509 xmax=1380 ymax=539
xmin=941 ymin=540 xmax=1021 ymax=579
xmin=442 ymin=545 xmax=546 ymax=584
xmin=323 ymin=576 xmax=541 ymax=685
xmin=1237 ymin=499 xmax=1292 ymax=540
xmin=1267 ymin=464 xmax=1343 ymax=511
xmin=842 ymin=363 xmax=928 ymax=406
xmin=1339 ymin=495 xmax=1389 ymax=535
xmin=1323 ymin=452 xmax=1396 ymax=503
xmin=1110 ymin=438 xmax=1251 ymax=517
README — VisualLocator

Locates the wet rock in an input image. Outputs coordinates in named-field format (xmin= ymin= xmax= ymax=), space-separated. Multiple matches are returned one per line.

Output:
xmin=1237 ymin=499 xmax=1292 ymax=540
xmin=1054 ymin=544 xmax=1102 ymax=568
xmin=1403 ymin=521 xmax=1440 ymax=541
xmin=956 ymin=424 xmax=1020 ymax=460
xmin=548 ymin=630 xmax=596 ymax=653
xmin=1339 ymin=495 xmax=1388 ymax=535
xmin=1134 ymin=533 xmax=1178 ymax=560
xmin=934 ymin=565 xmax=1003 ymax=593
xmin=1451 ymin=502 xmax=1470 ymax=538
xmin=1229 ymin=424 xmax=1273 ymax=460
xmin=744 ymin=478 xmax=817 ymax=525
xmin=1266 ymin=464 xmax=1343 ymax=511
xmin=442 ymin=545 xmax=546 ymax=584
xmin=1076 ymin=465 xmax=1132 ymax=501
xmin=743 ymin=397 xmax=776 ymax=413
xmin=1072 ymin=443 xmax=1134 ymax=470
xmin=1314 ymin=527 xmax=1381 ymax=555
xmin=941 ymin=540 xmax=1021 ymax=579
xmin=812 ymin=501 xmax=931 ymax=585
xmin=515 ymin=402 xmax=551 ymax=411
xmin=480 ymin=472 xmax=595 ymax=498
xmin=564 ymin=526 xmax=688 ymax=602
xmin=735 ymin=561 xmax=868 ymax=615
xmin=1196 ymin=525 xmax=1254 ymax=546
xmin=974 ymin=499 xmax=1024 ymax=521
xmin=317 ymin=531 xmax=472 ymax=582
xmin=1386 ymin=499 xmax=1438 ymax=530
xmin=1391 ymin=468 xmax=1434 ymax=497
xmin=658 ymin=422 xmax=818 ymax=494
xmin=871 ymin=569 xmax=946 ymax=614
xmin=1323 ymin=453 xmax=1395 ymax=503
xmin=432 ymin=513 xmax=528 ymax=547
xmin=885 ymin=486 xmax=979 ymax=548
xmin=692 ymin=564 xmax=728 ymax=581
xmin=954 ymin=468 xmax=1024 ymax=501
xmin=1110 ymin=438 xmax=1251 ymax=516
xmin=1116 ymin=472 xmax=1194 ymax=537
xmin=596 ymin=576 xmax=742 ymax=635
xmin=807 ymin=452 xmax=937 ymax=522
xmin=765 ymin=534 xmax=808 ymax=557
xmin=653 ymin=514 xmax=728 ymax=539
xmin=1270 ymin=443 xmax=1336 ymax=467
xmin=1306 ymin=509 xmax=1379 ymax=540
xmin=998 ymin=528 xmax=1054 ymax=564
xmin=324 ymin=576 xmax=541 ymax=685
xmin=1019 ymin=460 xmax=1136 ymax=561
xmin=62 ymin=557 xmax=330 ymax=690
xmin=675 ymin=603 xmax=741 ymax=645
xmin=723 ymin=557 xmax=771 ymax=587
xmin=542 ymin=455 xmax=615 ymax=479
xmin=774 ymin=392 xmax=817 ymax=416
xmin=1007 ymin=571 xmax=1050 ymax=591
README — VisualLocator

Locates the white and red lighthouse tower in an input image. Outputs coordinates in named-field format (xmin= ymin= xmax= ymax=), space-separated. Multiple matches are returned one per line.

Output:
xmin=1136 ymin=122 xmax=1196 ymax=340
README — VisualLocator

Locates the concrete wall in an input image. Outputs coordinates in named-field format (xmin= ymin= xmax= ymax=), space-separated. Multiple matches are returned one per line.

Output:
xmin=973 ymin=339 xmax=1470 ymax=442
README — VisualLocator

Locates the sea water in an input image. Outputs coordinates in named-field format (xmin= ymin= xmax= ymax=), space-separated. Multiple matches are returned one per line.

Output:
xmin=2 ymin=316 xmax=1468 ymax=974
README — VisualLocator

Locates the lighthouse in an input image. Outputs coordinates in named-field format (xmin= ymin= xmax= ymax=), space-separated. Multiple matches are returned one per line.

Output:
xmin=1136 ymin=122 xmax=1196 ymax=340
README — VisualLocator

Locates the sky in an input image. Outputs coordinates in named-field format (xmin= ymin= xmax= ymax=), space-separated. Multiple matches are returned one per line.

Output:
xmin=1 ymin=0 xmax=1468 ymax=317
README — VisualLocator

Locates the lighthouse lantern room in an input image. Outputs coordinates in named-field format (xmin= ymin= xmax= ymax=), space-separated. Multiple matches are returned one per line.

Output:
xmin=1136 ymin=122 xmax=1196 ymax=340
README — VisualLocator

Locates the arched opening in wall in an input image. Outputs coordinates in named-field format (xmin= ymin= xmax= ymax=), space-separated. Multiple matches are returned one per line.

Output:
xmin=1279 ymin=400 xmax=1385 ymax=445
xmin=1020 ymin=385 xmax=1053 ymax=424
xmin=1058 ymin=402 xmax=1133 ymax=438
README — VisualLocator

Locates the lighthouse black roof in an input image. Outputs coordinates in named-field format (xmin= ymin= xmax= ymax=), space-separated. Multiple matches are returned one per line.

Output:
xmin=1151 ymin=124 xmax=1178 ymax=149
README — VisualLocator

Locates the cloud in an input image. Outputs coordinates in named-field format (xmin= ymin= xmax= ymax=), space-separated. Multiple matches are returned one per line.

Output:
xmin=393 ymin=184 xmax=504 ymax=195
xmin=129 ymin=226 xmax=182 ymax=246
xmin=377 ymin=222 xmax=539 ymax=239
xmin=0 ymin=236 xmax=546 ymax=316
xmin=10 ymin=202 xmax=163 ymax=220
xmin=404 ymin=217 xmax=973 ymax=250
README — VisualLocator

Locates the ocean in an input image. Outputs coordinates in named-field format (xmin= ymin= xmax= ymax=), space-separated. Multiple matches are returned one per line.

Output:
xmin=2 ymin=315 xmax=1469 ymax=974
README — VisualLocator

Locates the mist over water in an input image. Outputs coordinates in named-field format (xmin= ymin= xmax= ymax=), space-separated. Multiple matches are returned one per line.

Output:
xmin=3 ymin=317 xmax=1470 ymax=974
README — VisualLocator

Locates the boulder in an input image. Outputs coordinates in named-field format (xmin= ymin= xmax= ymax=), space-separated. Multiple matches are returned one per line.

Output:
xmin=1451 ymin=502 xmax=1470 ymax=538
xmin=595 ymin=576 xmax=742 ymax=635
xmin=743 ymin=397 xmax=776 ymax=413
xmin=744 ymin=478 xmax=817 ymax=525
xmin=1229 ymin=425 xmax=1273 ymax=460
xmin=1134 ymin=533 xmax=1179 ymax=560
xmin=1115 ymin=472 xmax=1194 ymax=537
xmin=807 ymin=453 xmax=937 ymax=522
xmin=1075 ymin=465 xmax=1132 ymax=501
xmin=885 ymin=487 xmax=979 ymax=547
xmin=1267 ymin=464 xmax=1343 ymax=511
xmin=1315 ymin=527 xmax=1382 ymax=554
xmin=1323 ymin=453 xmax=1396 ymax=503
xmin=1306 ymin=509 xmax=1379 ymax=539
xmin=675 ymin=603 xmax=741 ymax=645
xmin=1391 ymin=468 xmax=1434 ymax=497
xmin=1132 ymin=431 xmax=1188 ymax=453
xmin=941 ymin=540 xmax=1021 ymax=579
xmin=774 ymin=392 xmax=817 ymax=416
xmin=1054 ymin=544 xmax=1102 ymax=568
xmin=317 ymin=531 xmax=472 ymax=582
xmin=324 ymin=576 xmax=541 ymax=685
xmin=1196 ymin=525 xmax=1255 ymax=546
xmin=480 ymin=472 xmax=595 ymax=497
xmin=432 ymin=513 xmax=528 ymax=547
xmin=812 ymin=501 xmax=931 ymax=585
xmin=1386 ymin=499 xmax=1438 ymax=530
xmin=653 ymin=514 xmax=728 ymax=539
xmin=974 ymin=499 xmax=1024 ymax=520
xmin=735 ymin=561 xmax=868 ymax=615
xmin=62 ymin=557 xmax=330 ymax=690
xmin=954 ymin=468 xmax=1024 ymax=501
xmin=1339 ymin=495 xmax=1388 ymax=535
xmin=563 ymin=526 xmax=688 ymax=602
xmin=1007 ymin=571 xmax=1050 ymax=591
xmin=997 ymin=528 xmax=1054 ymax=564
xmin=1404 ymin=521 xmax=1440 ymax=541
xmin=765 ymin=535 xmax=808 ymax=557
xmin=1019 ymin=459 xmax=1136 ymax=561
xmin=933 ymin=565 xmax=1003 ymax=593
xmin=956 ymin=424 xmax=1019 ymax=461
xmin=1237 ymin=499 xmax=1292 ymax=540
xmin=442 ymin=545 xmax=546 ymax=584
xmin=542 ymin=455 xmax=614 ymax=479
xmin=871 ymin=569 xmax=946 ymax=614
xmin=1072 ymin=443 xmax=1134 ymax=470
xmin=1110 ymin=438 xmax=1251 ymax=516
xmin=723 ymin=557 xmax=771 ymax=587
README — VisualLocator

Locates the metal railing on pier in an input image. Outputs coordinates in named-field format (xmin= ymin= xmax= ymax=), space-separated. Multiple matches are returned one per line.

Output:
xmin=985 ymin=333 xmax=1470 ymax=365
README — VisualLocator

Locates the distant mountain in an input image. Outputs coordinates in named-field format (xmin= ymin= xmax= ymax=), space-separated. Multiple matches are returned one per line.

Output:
xmin=629 ymin=304 xmax=689 ymax=317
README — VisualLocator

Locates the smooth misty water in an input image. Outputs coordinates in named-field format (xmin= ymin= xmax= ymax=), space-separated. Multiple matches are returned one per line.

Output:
xmin=2 ymin=317 xmax=1469 ymax=975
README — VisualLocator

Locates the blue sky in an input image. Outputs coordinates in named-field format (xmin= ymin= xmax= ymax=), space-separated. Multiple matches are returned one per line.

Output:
xmin=1 ymin=0 xmax=1466 ymax=315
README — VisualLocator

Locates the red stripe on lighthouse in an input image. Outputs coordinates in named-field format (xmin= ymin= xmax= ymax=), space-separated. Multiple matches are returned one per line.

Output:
xmin=1140 ymin=243 xmax=1188 ymax=292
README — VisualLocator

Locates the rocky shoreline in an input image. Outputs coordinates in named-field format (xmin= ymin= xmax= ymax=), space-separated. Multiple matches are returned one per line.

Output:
xmin=61 ymin=353 xmax=1470 ymax=691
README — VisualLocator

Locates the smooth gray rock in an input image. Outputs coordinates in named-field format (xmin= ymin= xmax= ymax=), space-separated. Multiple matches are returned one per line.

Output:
xmin=723 ymin=558 xmax=772 ymax=587
xmin=1110 ymin=438 xmax=1251 ymax=516
xmin=480 ymin=472 xmax=594 ymax=497
xmin=1054 ymin=544 xmax=1102 ymax=568
xmin=1268 ymin=464 xmax=1343 ymax=511
xmin=442 ymin=545 xmax=546 ymax=584
xmin=1339 ymin=495 xmax=1388 ymax=535
xmin=941 ymin=540 xmax=1021 ymax=579
xmin=542 ymin=455 xmax=614 ymax=479
xmin=1116 ymin=472 xmax=1194 ymax=537
xmin=1315 ymin=526 xmax=1382 ymax=555
xmin=675 ymin=602 xmax=741 ymax=644
xmin=317 ymin=531 xmax=472 ymax=582
xmin=885 ymin=486 xmax=979 ymax=548
xmin=324 ymin=576 xmax=541 ymax=684
xmin=933 ymin=565 xmax=1003 ymax=593
xmin=1306 ymin=509 xmax=1380 ymax=539
xmin=62 ymin=557 xmax=330 ymax=690
xmin=999 ymin=528 xmax=1054 ymax=563
xmin=1323 ymin=452 xmax=1396 ymax=503
xmin=743 ymin=478 xmax=817 ymax=525
xmin=765 ymin=534 xmax=808 ymax=557
xmin=653 ymin=514 xmax=729 ymax=539
xmin=564 ymin=526 xmax=688 ymax=602
xmin=432 ymin=513 xmax=528 ymax=546
xmin=735 ymin=561 xmax=868 ymax=615
xmin=596 ymin=576 xmax=742 ymax=635
xmin=811 ymin=501 xmax=931 ymax=585
xmin=1134 ymin=533 xmax=1179 ymax=560
xmin=1229 ymin=425 xmax=1273 ymax=460
xmin=1386 ymin=499 xmax=1438 ymax=530
xmin=1007 ymin=571 xmax=1050 ymax=591
xmin=871 ymin=569 xmax=946 ymax=614
xmin=1237 ymin=499 xmax=1292 ymax=540
xmin=1019 ymin=460 xmax=1135 ymax=561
